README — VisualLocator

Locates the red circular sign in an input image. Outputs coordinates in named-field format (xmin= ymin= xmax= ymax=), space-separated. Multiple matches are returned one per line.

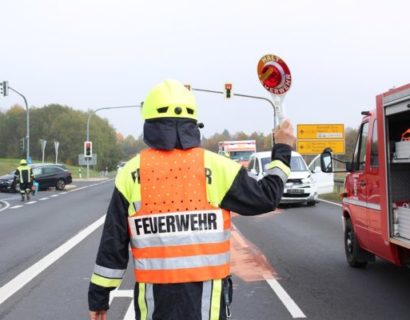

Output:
xmin=257 ymin=54 xmax=292 ymax=95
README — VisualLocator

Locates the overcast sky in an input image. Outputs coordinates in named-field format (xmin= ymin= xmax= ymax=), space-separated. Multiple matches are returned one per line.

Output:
xmin=1 ymin=0 xmax=410 ymax=140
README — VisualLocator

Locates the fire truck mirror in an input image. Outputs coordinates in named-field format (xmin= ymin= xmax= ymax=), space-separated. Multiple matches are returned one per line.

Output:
xmin=320 ymin=150 xmax=333 ymax=173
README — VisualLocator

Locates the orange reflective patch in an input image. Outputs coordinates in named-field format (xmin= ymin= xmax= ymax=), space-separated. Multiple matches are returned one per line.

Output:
xmin=140 ymin=148 xmax=214 ymax=213
xmin=132 ymin=240 xmax=230 ymax=259
xmin=135 ymin=264 xmax=230 ymax=284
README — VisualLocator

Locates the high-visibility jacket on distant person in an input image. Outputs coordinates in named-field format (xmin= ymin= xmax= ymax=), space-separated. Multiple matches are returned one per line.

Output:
xmin=15 ymin=165 xmax=33 ymax=184
xmin=89 ymin=144 xmax=291 ymax=320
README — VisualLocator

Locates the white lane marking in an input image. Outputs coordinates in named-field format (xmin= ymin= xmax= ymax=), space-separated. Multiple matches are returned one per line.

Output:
xmin=318 ymin=198 xmax=342 ymax=207
xmin=109 ymin=289 xmax=133 ymax=302
xmin=11 ymin=205 xmax=23 ymax=209
xmin=0 ymin=200 xmax=10 ymax=212
xmin=123 ymin=302 xmax=135 ymax=320
xmin=71 ymin=186 xmax=88 ymax=192
xmin=50 ymin=194 xmax=59 ymax=198
xmin=0 ymin=215 xmax=106 ymax=305
xmin=110 ymin=290 xmax=135 ymax=320
xmin=39 ymin=197 xmax=49 ymax=201
xmin=26 ymin=201 xmax=37 ymax=205
xmin=264 ymin=275 xmax=306 ymax=318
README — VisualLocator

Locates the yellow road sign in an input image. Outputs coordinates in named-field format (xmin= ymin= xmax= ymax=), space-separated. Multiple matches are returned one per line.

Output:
xmin=297 ymin=124 xmax=344 ymax=140
xmin=297 ymin=139 xmax=345 ymax=155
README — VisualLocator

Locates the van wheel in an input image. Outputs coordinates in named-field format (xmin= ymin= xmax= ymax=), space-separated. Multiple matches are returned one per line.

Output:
xmin=56 ymin=179 xmax=65 ymax=191
xmin=345 ymin=218 xmax=368 ymax=268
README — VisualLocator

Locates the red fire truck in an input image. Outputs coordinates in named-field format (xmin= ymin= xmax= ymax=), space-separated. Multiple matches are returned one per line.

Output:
xmin=321 ymin=83 xmax=410 ymax=268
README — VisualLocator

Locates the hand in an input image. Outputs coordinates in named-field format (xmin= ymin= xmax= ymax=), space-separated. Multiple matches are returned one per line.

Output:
xmin=89 ymin=310 xmax=107 ymax=320
xmin=273 ymin=119 xmax=296 ymax=147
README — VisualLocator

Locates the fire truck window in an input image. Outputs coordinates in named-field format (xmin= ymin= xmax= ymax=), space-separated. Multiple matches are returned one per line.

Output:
xmin=353 ymin=122 xmax=369 ymax=171
xmin=370 ymin=120 xmax=379 ymax=167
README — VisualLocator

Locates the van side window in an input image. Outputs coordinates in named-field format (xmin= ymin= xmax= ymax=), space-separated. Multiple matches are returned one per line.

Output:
xmin=353 ymin=122 xmax=369 ymax=171
xmin=370 ymin=120 xmax=379 ymax=167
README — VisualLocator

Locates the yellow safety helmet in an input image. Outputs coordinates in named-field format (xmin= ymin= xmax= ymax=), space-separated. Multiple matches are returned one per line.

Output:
xmin=20 ymin=159 xmax=27 ymax=165
xmin=141 ymin=79 xmax=197 ymax=120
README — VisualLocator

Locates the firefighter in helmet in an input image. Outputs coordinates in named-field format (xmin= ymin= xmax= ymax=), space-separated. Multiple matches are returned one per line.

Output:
xmin=15 ymin=159 xmax=34 ymax=201
xmin=88 ymin=79 xmax=295 ymax=320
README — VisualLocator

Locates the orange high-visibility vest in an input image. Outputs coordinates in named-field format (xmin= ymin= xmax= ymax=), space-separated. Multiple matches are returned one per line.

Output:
xmin=128 ymin=148 xmax=231 ymax=284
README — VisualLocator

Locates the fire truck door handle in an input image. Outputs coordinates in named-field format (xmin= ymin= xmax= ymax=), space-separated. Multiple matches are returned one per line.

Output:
xmin=359 ymin=180 xmax=366 ymax=187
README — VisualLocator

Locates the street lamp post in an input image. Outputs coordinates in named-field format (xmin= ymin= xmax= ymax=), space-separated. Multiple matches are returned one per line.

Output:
xmin=8 ymin=86 xmax=30 ymax=161
xmin=85 ymin=104 xmax=142 ymax=179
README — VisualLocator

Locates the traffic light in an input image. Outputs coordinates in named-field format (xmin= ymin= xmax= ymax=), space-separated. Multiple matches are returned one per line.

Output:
xmin=224 ymin=83 xmax=232 ymax=99
xmin=19 ymin=138 xmax=25 ymax=152
xmin=84 ymin=141 xmax=92 ymax=158
xmin=0 ymin=81 xmax=9 ymax=97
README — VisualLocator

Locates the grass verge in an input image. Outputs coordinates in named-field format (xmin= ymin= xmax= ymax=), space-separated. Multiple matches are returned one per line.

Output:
xmin=319 ymin=192 xmax=342 ymax=204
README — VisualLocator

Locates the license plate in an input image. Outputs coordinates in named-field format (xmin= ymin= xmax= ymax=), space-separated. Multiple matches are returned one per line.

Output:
xmin=287 ymin=188 xmax=304 ymax=194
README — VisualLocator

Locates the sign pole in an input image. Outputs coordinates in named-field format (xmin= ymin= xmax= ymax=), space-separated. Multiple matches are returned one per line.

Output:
xmin=54 ymin=141 xmax=60 ymax=164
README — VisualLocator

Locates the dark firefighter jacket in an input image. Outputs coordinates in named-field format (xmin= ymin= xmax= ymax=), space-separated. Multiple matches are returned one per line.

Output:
xmin=88 ymin=118 xmax=292 ymax=320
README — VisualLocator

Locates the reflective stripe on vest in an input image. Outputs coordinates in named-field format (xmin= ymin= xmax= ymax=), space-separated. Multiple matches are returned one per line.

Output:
xmin=128 ymin=148 xmax=231 ymax=284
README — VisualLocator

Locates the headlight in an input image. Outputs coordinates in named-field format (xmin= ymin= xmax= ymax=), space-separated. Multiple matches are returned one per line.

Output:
xmin=301 ymin=177 xmax=313 ymax=184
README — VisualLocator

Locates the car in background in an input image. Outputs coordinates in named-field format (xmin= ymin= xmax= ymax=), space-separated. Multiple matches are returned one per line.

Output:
xmin=31 ymin=163 xmax=72 ymax=190
xmin=0 ymin=170 xmax=19 ymax=192
xmin=0 ymin=163 xmax=72 ymax=192
xmin=248 ymin=151 xmax=320 ymax=206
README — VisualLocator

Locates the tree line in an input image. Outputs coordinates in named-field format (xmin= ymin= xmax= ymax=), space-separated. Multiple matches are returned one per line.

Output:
xmin=0 ymin=104 xmax=359 ymax=170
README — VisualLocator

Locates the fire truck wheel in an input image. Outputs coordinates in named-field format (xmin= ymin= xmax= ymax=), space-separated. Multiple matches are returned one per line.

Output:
xmin=345 ymin=218 xmax=368 ymax=268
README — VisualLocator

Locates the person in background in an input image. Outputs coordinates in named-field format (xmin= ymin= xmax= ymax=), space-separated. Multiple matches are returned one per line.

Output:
xmin=15 ymin=159 xmax=34 ymax=201
xmin=88 ymin=79 xmax=296 ymax=320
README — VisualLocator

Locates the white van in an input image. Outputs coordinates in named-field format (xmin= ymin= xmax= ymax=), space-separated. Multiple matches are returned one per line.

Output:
xmin=247 ymin=151 xmax=333 ymax=206
xmin=307 ymin=154 xmax=334 ymax=195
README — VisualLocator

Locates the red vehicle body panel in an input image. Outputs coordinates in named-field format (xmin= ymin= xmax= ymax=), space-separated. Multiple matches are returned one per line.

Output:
xmin=343 ymin=84 xmax=410 ymax=266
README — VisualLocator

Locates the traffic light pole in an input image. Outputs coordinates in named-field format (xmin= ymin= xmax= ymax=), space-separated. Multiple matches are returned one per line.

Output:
xmin=8 ymin=86 xmax=30 ymax=161
xmin=85 ymin=104 xmax=142 ymax=179
xmin=191 ymin=88 xmax=277 ymax=126
xmin=191 ymin=88 xmax=278 ymax=146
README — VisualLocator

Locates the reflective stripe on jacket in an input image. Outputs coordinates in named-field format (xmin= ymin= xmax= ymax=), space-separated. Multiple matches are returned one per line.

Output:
xmin=88 ymin=143 xmax=292 ymax=316
xmin=128 ymin=148 xmax=232 ymax=283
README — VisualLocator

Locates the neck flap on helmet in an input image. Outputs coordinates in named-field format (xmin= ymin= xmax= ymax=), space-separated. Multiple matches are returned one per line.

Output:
xmin=143 ymin=118 xmax=201 ymax=150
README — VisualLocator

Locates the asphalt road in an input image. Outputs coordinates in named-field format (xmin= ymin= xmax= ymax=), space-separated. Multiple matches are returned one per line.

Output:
xmin=0 ymin=181 xmax=409 ymax=320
